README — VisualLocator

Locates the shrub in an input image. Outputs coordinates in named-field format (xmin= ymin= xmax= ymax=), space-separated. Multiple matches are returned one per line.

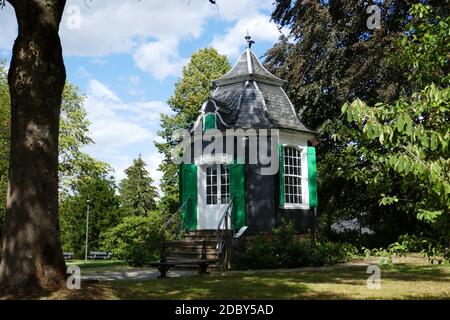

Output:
xmin=235 ymin=221 xmax=358 ymax=270
xmin=100 ymin=212 xmax=165 ymax=267
xmin=363 ymin=233 xmax=449 ymax=264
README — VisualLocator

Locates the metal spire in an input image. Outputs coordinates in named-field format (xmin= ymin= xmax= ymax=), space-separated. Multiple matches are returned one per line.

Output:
xmin=245 ymin=31 xmax=255 ymax=49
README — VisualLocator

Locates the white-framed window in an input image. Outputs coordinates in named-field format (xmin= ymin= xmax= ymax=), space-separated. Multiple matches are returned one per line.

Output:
xmin=283 ymin=145 xmax=308 ymax=207
xmin=206 ymin=164 xmax=230 ymax=205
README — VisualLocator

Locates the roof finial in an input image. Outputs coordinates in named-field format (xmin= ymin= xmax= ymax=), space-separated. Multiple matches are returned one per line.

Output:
xmin=245 ymin=30 xmax=255 ymax=49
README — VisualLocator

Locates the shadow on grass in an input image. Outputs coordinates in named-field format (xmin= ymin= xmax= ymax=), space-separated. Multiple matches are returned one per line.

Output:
xmin=15 ymin=262 xmax=448 ymax=300
xmin=105 ymin=264 xmax=449 ymax=300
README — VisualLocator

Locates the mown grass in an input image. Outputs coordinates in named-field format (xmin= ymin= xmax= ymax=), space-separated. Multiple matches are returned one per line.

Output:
xmin=51 ymin=255 xmax=449 ymax=300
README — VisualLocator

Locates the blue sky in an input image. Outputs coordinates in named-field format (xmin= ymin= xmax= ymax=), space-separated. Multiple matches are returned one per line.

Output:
xmin=0 ymin=0 xmax=284 ymax=189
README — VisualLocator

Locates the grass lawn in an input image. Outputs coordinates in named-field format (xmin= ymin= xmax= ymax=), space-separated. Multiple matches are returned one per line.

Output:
xmin=66 ymin=260 xmax=128 ymax=273
xmin=51 ymin=255 xmax=449 ymax=300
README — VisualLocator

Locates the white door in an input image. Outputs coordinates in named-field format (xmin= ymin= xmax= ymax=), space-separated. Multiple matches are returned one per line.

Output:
xmin=199 ymin=164 xmax=230 ymax=230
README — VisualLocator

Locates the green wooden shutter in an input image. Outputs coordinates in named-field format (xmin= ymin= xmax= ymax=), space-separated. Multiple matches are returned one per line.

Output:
xmin=279 ymin=144 xmax=285 ymax=207
xmin=180 ymin=164 xmax=198 ymax=230
xmin=204 ymin=113 xmax=216 ymax=131
xmin=229 ymin=163 xmax=245 ymax=229
xmin=307 ymin=147 xmax=318 ymax=207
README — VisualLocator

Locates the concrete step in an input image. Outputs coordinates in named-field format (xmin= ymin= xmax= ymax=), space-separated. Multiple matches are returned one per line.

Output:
xmin=170 ymin=254 xmax=218 ymax=261
xmin=165 ymin=231 xmax=221 ymax=268
xmin=173 ymin=247 xmax=217 ymax=255
xmin=186 ymin=230 xmax=217 ymax=236
xmin=178 ymin=239 xmax=217 ymax=246
xmin=183 ymin=235 xmax=218 ymax=242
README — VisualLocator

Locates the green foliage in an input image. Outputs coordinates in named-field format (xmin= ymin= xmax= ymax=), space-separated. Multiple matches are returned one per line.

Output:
xmin=59 ymin=171 xmax=123 ymax=257
xmin=100 ymin=213 xmax=165 ymax=267
xmin=265 ymin=1 xmax=449 ymax=248
xmin=59 ymin=82 xmax=95 ymax=192
xmin=266 ymin=0 xmax=421 ymax=130
xmin=397 ymin=4 xmax=450 ymax=89
xmin=339 ymin=5 xmax=450 ymax=248
xmin=156 ymin=48 xmax=230 ymax=214
xmin=119 ymin=155 xmax=158 ymax=216
xmin=363 ymin=233 xmax=449 ymax=265
xmin=0 ymin=61 xmax=10 ymax=227
xmin=236 ymin=221 xmax=358 ymax=270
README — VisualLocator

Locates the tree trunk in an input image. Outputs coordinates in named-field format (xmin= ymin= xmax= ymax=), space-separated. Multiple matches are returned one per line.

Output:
xmin=0 ymin=0 xmax=67 ymax=296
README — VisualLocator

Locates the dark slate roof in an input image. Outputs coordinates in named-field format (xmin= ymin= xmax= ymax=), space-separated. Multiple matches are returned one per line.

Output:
xmin=210 ymin=48 xmax=313 ymax=134
xmin=235 ymin=81 xmax=273 ymax=129
xmin=258 ymin=83 xmax=312 ymax=132
xmin=213 ymin=50 xmax=287 ymax=88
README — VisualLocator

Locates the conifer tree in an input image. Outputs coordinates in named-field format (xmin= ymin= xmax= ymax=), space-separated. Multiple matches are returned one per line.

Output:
xmin=119 ymin=155 xmax=158 ymax=216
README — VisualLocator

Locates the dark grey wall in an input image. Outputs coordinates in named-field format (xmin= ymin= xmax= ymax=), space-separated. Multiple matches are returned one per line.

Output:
xmin=183 ymin=127 xmax=315 ymax=234
xmin=276 ymin=208 xmax=314 ymax=234
xmin=244 ymin=164 xmax=276 ymax=233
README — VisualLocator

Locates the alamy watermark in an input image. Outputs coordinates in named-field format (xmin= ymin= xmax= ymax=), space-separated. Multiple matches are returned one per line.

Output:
xmin=171 ymin=127 xmax=280 ymax=175
xmin=64 ymin=4 xmax=382 ymax=31
xmin=367 ymin=5 xmax=382 ymax=30
xmin=366 ymin=265 xmax=381 ymax=289
xmin=66 ymin=265 xmax=81 ymax=290
xmin=66 ymin=5 xmax=82 ymax=30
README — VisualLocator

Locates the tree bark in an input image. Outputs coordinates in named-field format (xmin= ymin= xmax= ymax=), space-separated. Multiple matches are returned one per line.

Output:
xmin=0 ymin=0 xmax=67 ymax=296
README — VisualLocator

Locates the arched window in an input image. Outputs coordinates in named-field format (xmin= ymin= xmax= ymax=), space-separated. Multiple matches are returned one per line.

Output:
xmin=203 ymin=113 xmax=216 ymax=131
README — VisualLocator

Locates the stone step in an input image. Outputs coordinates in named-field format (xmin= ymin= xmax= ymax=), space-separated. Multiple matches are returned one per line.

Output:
xmin=178 ymin=239 xmax=217 ymax=245
xmin=172 ymin=263 xmax=218 ymax=270
xmin=184 ymin=233 xmax=218 ymax=239
xmin=169 ymin=253 xmax=218 ymax=261
xmin=186 ymin=230 xmax=217 ymax=236
xmin=173 ymin=247 xmax=217 ymax=254
xmin=164 ymin=231 xmax=221 ymax=267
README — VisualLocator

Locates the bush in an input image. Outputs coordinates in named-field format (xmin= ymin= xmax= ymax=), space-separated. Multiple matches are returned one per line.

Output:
xmin=100 ymin=212 xmax=165 ymax=267
xmin=363 ymin=233 xmax=449 ymax=264
xmin=235 ymin=221 xmax=358 ymax=270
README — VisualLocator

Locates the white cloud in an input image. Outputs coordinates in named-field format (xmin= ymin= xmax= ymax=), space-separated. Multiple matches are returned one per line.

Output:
xmin=1 ymin=0 xmax=279 ymax=80
xmin=0 ymin=4 xmax=17 ymax=52
xmin=213 ymin=0 xmax=273 ymax=21
xmin=133 ymin=39 xmax=187 ymax=80
xmin=59 ymin=0 xmax=214 ymax=57
xmin=84 ymin=79 xmax=169 ymax=154
xmin=211 ymin=14 xmax=282 ymax=58
xmin=88 ymin=79 xmax=121 ymax=102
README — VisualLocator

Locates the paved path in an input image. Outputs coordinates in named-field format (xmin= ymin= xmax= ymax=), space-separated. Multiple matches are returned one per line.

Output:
xmin=80 ymin=258 xmax=391 ymax=282
xmin=81 ymin=268 xmax=198 ymax=281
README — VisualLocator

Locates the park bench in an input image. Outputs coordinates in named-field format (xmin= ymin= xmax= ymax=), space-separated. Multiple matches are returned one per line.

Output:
xmin=88 ymin=251 xmax=113 ymax=260
xmin=148 ymin=240 xmax=217 ymax=278
xmin=63 ymin=252 xmax=74 ymax=261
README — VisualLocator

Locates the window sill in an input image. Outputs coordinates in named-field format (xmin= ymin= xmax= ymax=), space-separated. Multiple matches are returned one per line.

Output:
xmin=281 ymin=204 xmax=310 ymax=210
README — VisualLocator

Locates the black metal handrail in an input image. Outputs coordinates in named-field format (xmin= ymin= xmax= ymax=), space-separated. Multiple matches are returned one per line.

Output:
xmin=160 ymin=200 xmax=188 ymax=240
xmin=216 ymin=197 xmax=234 ymax=267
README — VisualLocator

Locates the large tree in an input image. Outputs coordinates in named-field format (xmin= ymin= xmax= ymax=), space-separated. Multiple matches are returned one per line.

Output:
xmin=119 ymin=155 xmax=158 ymax=217
xmin=0 ymin=72 xmax=98 ymax=232
xmin=0 ymin=0 xmax=216 ymax=295
xmin=0 ymin=0 xmax=68 ymax=295
xmin=264 ymin=0 xmax=449 ymax=245
xmin=156 ymin=48 xmax=230 ymax=215
xmin=339 ymin=4 xmax=450 ymax=251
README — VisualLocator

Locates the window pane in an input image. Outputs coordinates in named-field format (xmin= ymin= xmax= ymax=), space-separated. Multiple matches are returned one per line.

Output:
xmin=283 ymin=146 xmax=305 ymax=204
